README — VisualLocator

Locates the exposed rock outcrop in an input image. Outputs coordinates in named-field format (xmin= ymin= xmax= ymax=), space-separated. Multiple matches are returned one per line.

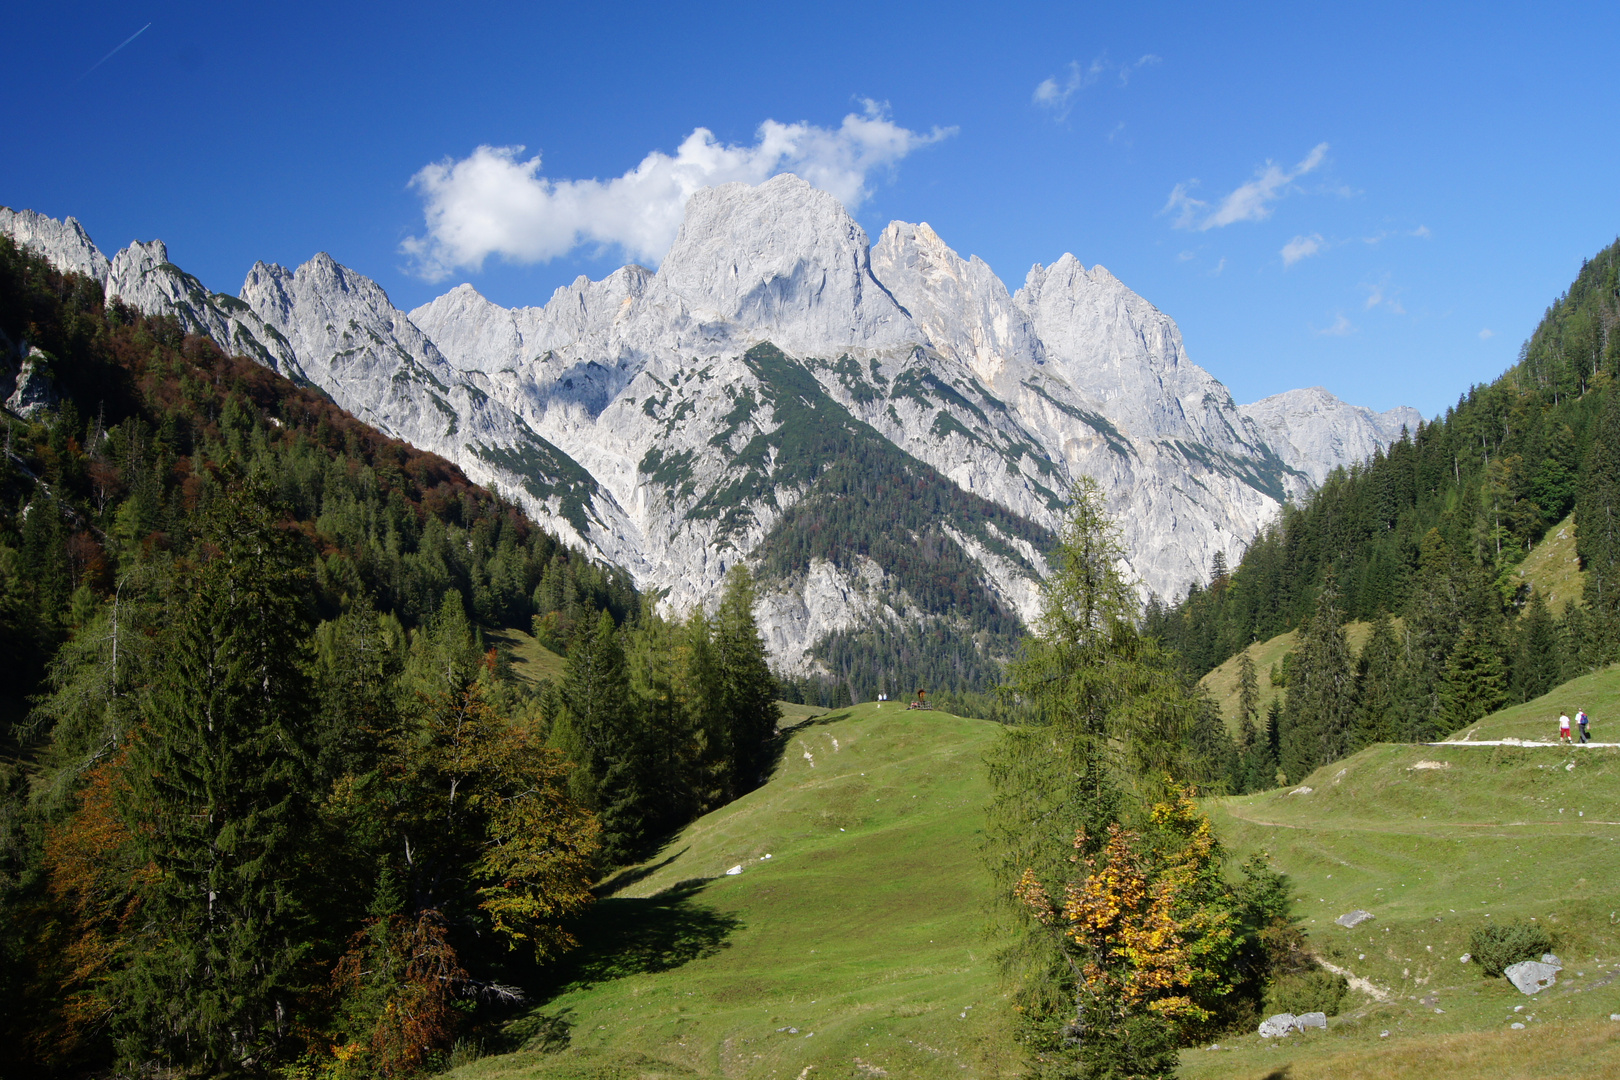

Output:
xmin=1 ymin=187 xmax=1420 ymax=676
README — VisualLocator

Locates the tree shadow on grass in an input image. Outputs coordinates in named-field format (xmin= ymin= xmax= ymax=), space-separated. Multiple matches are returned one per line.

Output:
xmin=592 ymin=847 xmax=689 ymax=897
xmin=535 ymin=880 xmax=743 ymax=997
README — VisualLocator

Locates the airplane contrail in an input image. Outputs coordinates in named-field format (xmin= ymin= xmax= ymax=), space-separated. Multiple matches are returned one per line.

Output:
xmin=80 ymin=22 xmax=152 ymax=81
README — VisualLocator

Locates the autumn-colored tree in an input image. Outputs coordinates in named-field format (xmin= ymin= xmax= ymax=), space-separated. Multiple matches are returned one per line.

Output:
xmin=34 ymin=758 xmax=151 ymax=1066
xmin=1012 ymin=789 xmax=1241 ymax=1079
xmin=330 ymin=910 xmax=468 ymax=1078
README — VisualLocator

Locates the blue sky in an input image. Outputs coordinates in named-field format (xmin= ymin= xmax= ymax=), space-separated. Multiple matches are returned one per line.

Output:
xmin=6 ymin=1 xmax=1618 ymax=417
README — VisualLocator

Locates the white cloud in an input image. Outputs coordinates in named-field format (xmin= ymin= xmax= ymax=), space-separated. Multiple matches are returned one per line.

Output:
xmin=1176 ymin=249 xmax=1196 ymax=262
xmin=1363 ymin=277 xmax=1405 ymax=314
xmin=1479 ymin=328 xmax=1496 ymax=340
xmin=1411 ymin=225 xmax=1432 ymax=239
xmin=1281 ymin=233 xmax=1325 ymax=266
xmin=1317 ymin=314 xmax=1354 ymax=337
xmin=1167 ymin=143 xmax=1329 ymax=231
xmin=402 ymin=102 xmax=954 ymax=280
xmin=1161 ymin=182 xmax=1207 ymax=229
xmin=1034 ymin=54 xmax=1161 ymax=118
xmin=1210 ymin=256 xmax=1227 ymax=276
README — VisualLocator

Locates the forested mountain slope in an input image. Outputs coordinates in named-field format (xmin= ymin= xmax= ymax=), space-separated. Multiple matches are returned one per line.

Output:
xmin=3 ymin=183 xmax=1418 ymax=691
xmin=0 ymin=239 xmax=787 ymax=1077
xmin=1148 ymin=238 xmax=1620 ymax=785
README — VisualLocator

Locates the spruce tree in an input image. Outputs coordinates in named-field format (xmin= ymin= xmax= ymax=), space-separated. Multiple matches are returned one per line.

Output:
xmin=1576 ymin=389 xmax=1620 ymax=663
xmin=555 ymin=609 xmax=629 ymax=813
xmin=1237 ymin=650 xmax=1260 ymax=729
xmin=1513 ymin=590 xmax=1562 ymax=702
xmin=1352 ymin=613 xmax=1402 ymax=747
xmin=1278 ymin=574 xmax=1355 ymax=782
xmin=712 ymin=566 xmax=780 ymax=799
xmin=112 ymin=485 xmax=317 ymax=1072
xmin=1438 ymin=627 xmax=1510 ymax=732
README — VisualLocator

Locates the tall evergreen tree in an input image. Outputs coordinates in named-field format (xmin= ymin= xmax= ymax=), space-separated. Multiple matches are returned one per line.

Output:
xmin=711 ymin=566 xmax=781 ymax=799
xmin=1576 ymin=388 xmax=1620 ymax=663
xmin=1352 ymin=612 xmax=1403 ymax=747
xmin=1513 ymin=590 xmax=1563 ymax=702
xmin=111 ymin=484 xmax=318 ymax=1071
xmin=553 ymin=609 xmax=630 ymax=814
xmin=1237 ymin=651 xmax=1260 ymax=729
xmin=1278 ymin=574 xmax=1355 ymax=782
xmin=1438 ymin=626 xmax=1510 ymax=732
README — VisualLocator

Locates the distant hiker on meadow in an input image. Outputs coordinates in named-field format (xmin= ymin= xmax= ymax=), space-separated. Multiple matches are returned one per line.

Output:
xmin=1578 ymin=709 xmax=1591 ymax=743
xmin=1560 ymin=712 xmax=1573 ymax=744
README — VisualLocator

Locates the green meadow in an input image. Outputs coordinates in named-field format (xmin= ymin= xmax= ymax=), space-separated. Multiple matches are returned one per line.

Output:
xmin=456 ymin=671 xmax=1620 ymax=1080
xmin=453 ymin=702 xmax=1019 ymax=1080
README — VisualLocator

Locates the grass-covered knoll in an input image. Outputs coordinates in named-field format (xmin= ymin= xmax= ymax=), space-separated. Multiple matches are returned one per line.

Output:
xmin=1191 ymin=735 xmax=1620 ymax=1078
xmin=1199 ymin=622 xmax=1378 ymax=734
xmin=452 ymin=703 xmax=1018 ymax=1080
xmin=1445 ymin=662 xmax=1620 ymax=742
xmin=486 ymin=624 xmax=568 ymax=684
xmin=1512 ymin=512 xmax=1586 ymax=614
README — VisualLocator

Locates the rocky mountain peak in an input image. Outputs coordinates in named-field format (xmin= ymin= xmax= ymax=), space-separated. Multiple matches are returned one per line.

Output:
xmin=1240 ymin=387 xmax=1425 ymax=485
xmin=870 ymin=220 xmax=1042 ymax=388
xmin=654 ymin=173 xmax=918 ymax=353
xmin=0 ymin=207 xmax=110 ymax=284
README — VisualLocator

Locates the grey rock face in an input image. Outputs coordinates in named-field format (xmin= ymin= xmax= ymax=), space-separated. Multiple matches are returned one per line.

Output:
xmin=6 ymin=347 xmax=60 ymax=419
xmin=1 ymin=186 xmax=1421 ymax=673
xmin=0 ymin=208 xmax=109 ymax=283
xmin=1505 ymin=959 xmax=1561 ymax=994
xmin=1241 ymin=386 xmax=1423 ymax=486
xmin=657 ymin=174 xmax=919 ymax=356
xmin=1336 ymin=910 xmax=1374 ymax=928
xmin=1258 ymin=1012 xmax=1326 ymax=1037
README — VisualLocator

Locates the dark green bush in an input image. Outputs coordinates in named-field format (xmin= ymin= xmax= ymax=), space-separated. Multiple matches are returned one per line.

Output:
xmin=1469 ymin=920 xmax=1554 ymax=977
xmin=1263 ymin=969 xmax=1349 ymax=1016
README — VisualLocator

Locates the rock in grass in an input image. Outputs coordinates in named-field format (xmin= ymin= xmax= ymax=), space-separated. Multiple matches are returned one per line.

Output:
xmin=1505 ymin=960 xmax=1561 ymax=994
xmin=1336 ymin=909 xmax=1374 ymax=928
xmin=1258 ymin=1014 xmax=1295 ymax=1038
xmin=1295 ymin=1012 xmax=1327 ymax=1030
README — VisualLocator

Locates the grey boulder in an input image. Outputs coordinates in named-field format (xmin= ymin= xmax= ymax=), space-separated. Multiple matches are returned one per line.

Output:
xmin=1336 ymin=910 xmax=1374 ymax=928
xmin=1505 ymin=959 xmax=1561 ymax=995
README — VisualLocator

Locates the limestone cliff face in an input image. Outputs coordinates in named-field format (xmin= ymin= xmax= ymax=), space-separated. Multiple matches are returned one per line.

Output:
xmin=2 ymin=186 xmax=1418 ymax=676
xmin=1240 ymin=387 xmax=1425 ymax=486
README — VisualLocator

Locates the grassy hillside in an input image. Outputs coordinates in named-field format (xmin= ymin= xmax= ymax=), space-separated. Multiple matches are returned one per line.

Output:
xmin=456 ymin=702 xmax=1018 ymax=1080
xmin=1511 ymin=512 xmax=1586 ymax=614
xmin=1446 ymin=663 xmax=1620 ymax=743
xmin=1192 ymin=698 xmax=1620 ymax=1078
xmin=1199 ymin=622 xmax=1377 ymax=734
xmin=452 ymin=676 xmax=1620 ymax=1080
xmin=486 ymin=625 xmax=569 ymax=684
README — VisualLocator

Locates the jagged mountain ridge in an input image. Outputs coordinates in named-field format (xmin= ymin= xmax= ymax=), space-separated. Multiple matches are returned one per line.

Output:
xmin=1239 ymin=386 xmax=1423 ymax=486
xmin=2 ymin=183 xmax=1418 ymax=681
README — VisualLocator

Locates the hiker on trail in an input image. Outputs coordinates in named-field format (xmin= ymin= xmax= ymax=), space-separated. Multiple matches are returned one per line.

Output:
xmin=1578 ymin=709 xmax=1591 ymax=744
xmin=1560 ymin=712 xmax=1573 ymax=744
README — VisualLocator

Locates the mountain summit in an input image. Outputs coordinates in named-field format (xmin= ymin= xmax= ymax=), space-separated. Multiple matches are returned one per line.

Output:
xmin=2 ymin=182 xmax=1419 ymax=683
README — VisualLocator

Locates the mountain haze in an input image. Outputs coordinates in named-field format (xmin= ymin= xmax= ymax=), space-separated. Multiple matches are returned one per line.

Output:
xmin=2 ymin=181 xmax=1417 ymax=681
